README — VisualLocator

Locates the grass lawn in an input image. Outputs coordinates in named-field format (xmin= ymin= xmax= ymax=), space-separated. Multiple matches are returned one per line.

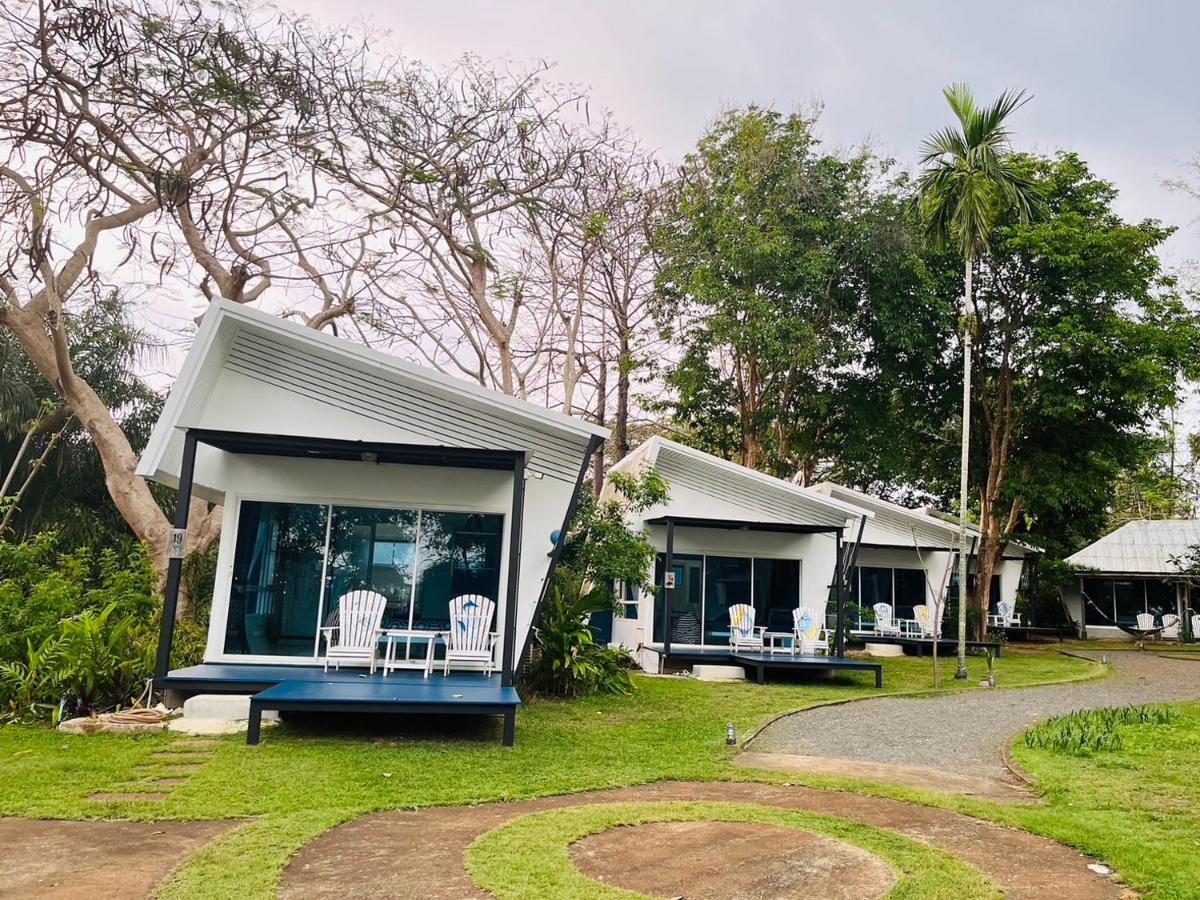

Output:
xmin=1001 ymin=701 xmax=1200 ymax=900
xmin=0 ymin=649 xmax=1100 ymax=898
xmin=468 ymin=801 xmax=999 ymax=899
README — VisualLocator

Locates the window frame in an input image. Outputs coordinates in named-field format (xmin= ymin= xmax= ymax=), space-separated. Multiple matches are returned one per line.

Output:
xmin=212 ymin=490 xmax=508 ymax=664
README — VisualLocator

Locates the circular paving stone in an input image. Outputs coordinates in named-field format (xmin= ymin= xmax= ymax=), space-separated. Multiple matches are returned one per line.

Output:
xmin=571 ymin=820 xmax=897 ymax=900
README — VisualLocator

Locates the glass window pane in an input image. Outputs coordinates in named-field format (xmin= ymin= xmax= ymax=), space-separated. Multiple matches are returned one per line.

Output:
xmin=1113 ymin=580 xmax=1143 ymax=625
xmin=1081 ymin=577 xmax=1113 ymax=626
xmin=1145 ymin=580 xmax=1176 ymax=622
xmin=654 ymin=553 xmax=703 ymax=644
xmin=226 ymin=501 xmax=328 ymax=656
xmin=893 ymin=569 xmax=926 ymax=622
xmin=327 ymin=506 xmax=418 ymax=631
xmin=754 ymin=559 xmax=800 ymax=633
xmin=704 ymin=556 xmax=753 ymax=645
xmin=413 ymin=512 xmax=503 ymax=631
xmin=859 ymin=567 xmax=894 ymax=612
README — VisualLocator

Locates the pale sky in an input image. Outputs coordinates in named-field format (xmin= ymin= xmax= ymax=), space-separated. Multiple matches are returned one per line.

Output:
xmin=280 ymin=0 xmax=1200 ymax=266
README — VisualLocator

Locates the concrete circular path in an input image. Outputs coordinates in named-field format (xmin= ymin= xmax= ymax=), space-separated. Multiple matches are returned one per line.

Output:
xmin=749 ymin=650 xmax=1200 ymax=789
xmin=279 ymin=781 xmax=1129 ymax=899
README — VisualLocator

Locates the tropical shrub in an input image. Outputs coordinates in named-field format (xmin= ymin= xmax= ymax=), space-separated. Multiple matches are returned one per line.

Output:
xmin=0 ymin=604 xmax=156 ymax=723
xmin=0 ymin=637 xmax=61 ymax=724
xmin=525 ymin=573 xmax=634 ymax=697
xmin=0 ymin=532 xmax=162 ymax=723
xmin=55 ymin=603 xmax=156 ymax=716
xmin=525 ymin=469 xmax=667 ymax=698
xmin=0 ymin=532 xmax=156 ymax=662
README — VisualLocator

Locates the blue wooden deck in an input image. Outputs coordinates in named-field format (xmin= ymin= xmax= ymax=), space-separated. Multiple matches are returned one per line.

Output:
xmin=648 ymin=644 xmax=883 ymax=687
xmin=163 ymin=663 xmax=520 ymax=746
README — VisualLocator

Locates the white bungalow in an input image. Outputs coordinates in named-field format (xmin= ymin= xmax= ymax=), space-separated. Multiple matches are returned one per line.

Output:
xmin=1063 ymin=519 xmax=1200 ymax=640
xmin=603 ymin=438 xmax=885 ymax=685
xmin=808 ymin=483 xmax=1037 ymax=633
xmin=138 ymin=299 xmax=607 ymax=745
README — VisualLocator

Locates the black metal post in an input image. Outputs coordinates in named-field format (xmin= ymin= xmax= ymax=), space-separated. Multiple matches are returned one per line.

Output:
xmin=834 ymin=527 xmax=845 ymax=657
xmin=154 ymin=429 xmax=198 ymax=685
xmin=501 ymin=452 xmax=526 ymax=687
xmin=515 ymin=434 xmax=603 ymax=676
xmin=662 ymin=517 xmax=675 ymax=664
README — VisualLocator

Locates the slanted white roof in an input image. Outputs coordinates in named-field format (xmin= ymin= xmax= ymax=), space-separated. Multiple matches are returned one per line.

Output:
xmin=809 ymin=482 xmax=1036 ymax=558
xmin=1065 ymin=519 xmax=1200 ymax=574
xmin=138 ymin=298 xmax=607 ymax=492
xmin=609 ymin=437 xmax=871 ymax=530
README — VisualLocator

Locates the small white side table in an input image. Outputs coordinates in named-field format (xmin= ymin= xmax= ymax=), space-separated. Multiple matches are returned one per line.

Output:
xmin=379 ymin=629 xmax=442 ymax=677
xmin=762 ymin=631 xmax=796 ymax=655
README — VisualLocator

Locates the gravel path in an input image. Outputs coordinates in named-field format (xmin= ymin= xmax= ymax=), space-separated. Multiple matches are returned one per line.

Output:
xmin=751 ymin=651 xmax=1200 ymax=779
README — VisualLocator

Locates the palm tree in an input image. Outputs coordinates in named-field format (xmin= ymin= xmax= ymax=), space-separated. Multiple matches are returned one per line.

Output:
xmin=917 ymin=84 xmax=1041 ymax=680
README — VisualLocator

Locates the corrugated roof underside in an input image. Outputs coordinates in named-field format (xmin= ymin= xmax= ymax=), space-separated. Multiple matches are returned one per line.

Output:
xmin=1067 ymin=520 xmax=1200 ymax=573
xmin=224 ymin=328 xmax=587 ymax=482
xmin=653 ymin=446 xmax=848 ymax=528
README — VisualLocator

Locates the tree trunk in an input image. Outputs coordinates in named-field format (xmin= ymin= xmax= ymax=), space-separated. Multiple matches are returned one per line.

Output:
xmin=593 ymin=365 xmax=608 ymax=496
xmin=0 ymin=306 xmax=219 ymax=610
xmin=614 ymin=333 xmax=632 ymax=461
xmin=954 ymin=254 xmax=974 ymax=679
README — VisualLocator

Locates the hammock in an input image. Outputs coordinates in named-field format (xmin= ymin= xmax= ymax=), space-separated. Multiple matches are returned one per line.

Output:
xmin=1081 ymin=592 xmax=1168 ymax=642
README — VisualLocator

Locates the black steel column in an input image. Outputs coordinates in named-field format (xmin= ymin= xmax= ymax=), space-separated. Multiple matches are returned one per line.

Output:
xmin=834 ymin=527 xmax=845 ymax=657
xmin=154 ymin=430 xmax=198 ymax=685
xmin=662 ymin=517 xmax=675 ymax=663
xmin=501 ymin=452 xmax=526 ymax=687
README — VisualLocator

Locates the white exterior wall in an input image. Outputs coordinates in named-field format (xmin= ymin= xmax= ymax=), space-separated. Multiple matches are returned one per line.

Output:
xmin=996 ymin=559 xmax=1025 ymax=611
xmin=610 ymin=523 xmax=840 ymax=652
xmin=187 ymin=364 xmax=580 ymax=667
xmin=201 ymin=452 xmax=515 ymax=664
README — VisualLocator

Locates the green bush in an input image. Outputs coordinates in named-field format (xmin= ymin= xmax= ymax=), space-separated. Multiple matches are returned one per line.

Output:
xmin=0 ymin=532 xmax=157 ymax=662
xmin=0 ymin=533 xmax=161 ymax=723
xmin=1024 ymin=705 xmax=1177 ymax=755
xmin=524 ymin=572 xmax=633 ymax=697
xmin=0 ymin=638 xmax=61 ymax=724
xmin=524 ymin=469 xmax=667 ymax=698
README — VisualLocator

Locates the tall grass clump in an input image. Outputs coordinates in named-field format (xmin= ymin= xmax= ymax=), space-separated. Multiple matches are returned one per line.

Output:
xmin=1023 ymin=705 xmax=1177 ymax=755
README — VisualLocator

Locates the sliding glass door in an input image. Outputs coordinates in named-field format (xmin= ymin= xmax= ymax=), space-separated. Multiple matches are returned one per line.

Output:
xmin=653 ymin=552 xmax=801 ymax=645
xmin=223 ymin=500 xmax=503 ymax=658
xmin=326 ymin=507 xmax=419 ymax=631
xmin=226 ymin=501 xmax=328 ymax=656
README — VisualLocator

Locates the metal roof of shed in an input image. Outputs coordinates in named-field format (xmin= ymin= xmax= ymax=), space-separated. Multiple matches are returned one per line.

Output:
xmin=1065 ymin=519 xmax=1200 ymax=574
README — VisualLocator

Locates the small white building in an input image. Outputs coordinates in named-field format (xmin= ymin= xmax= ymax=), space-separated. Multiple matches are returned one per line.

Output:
xmin=137 ymin=299 xmax=607 ymax=743
xmin=603 ymin=437 xmax=872 ymax=661
xmin=1063 ymin=519 xmax=1200 ymax=639
xmin=809 ymin=483 xmax=1036 ymax=630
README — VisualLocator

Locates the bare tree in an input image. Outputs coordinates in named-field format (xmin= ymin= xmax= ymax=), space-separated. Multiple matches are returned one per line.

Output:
xmin=311 ymin=54 xmax=615 ymax=397
xmin=0 ymin=0 xmax=381 ymax=598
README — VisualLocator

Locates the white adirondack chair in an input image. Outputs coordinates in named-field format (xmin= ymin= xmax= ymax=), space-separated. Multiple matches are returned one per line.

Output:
xmin=912 ymin=604 xmax=937 ymax=638
xmin=728 ymin=604 xmax=765 ymax=651
xmin=1136 ymin=612 xmax=1156 ymax=631
xmin=1161 ymin=614 xmax=1180 ymax=640
xmin=444 ymin=594 xmax=500 ymax=676
xmin=873 ymin=603 xmax=901 ymax=637
xmin=320 ymin=590 xmax=387 ymax=672
xmin=792 ymin=607 xmax=829 ymax=655
xmin=989 ymin=599 xmax=1021 ymax=629
xmin=1192 ymin=614 xmax=1200 ymax=641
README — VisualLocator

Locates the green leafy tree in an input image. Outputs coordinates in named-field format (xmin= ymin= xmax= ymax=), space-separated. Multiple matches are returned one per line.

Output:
xmin=653 ymin=107 xmax=926 ymax=483
xmin=0 ymin=294 xmax=163 ymax=546
xmin=916 ymin=84 xmax=1042 ymax=673
xmin=877 ymin=152 xmax=1200 ymax=637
